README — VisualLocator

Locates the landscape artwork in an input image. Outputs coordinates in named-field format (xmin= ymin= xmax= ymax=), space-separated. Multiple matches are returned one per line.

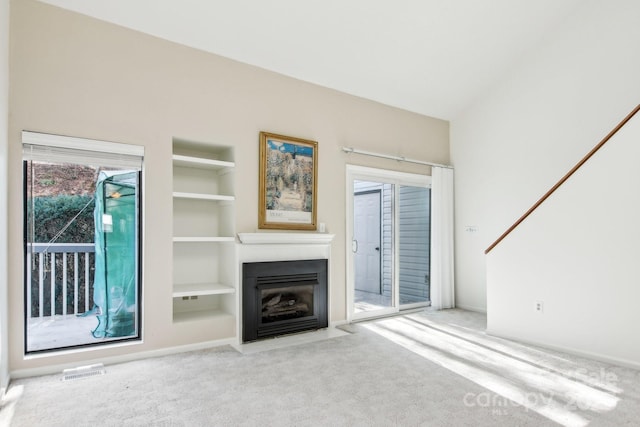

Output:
xmin=259 ymin=132 xmax=318 ymax=230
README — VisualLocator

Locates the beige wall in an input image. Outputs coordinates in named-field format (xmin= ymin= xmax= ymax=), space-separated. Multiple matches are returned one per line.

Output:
xmin=1 ymin=0 xmax=10 ymax=392
xmin=8 ymin=0 xmax=448 ymax=373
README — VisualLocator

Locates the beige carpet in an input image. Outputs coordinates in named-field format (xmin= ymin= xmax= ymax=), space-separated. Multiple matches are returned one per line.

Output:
xmin=1 ymin=309 xmax=639 ymax=426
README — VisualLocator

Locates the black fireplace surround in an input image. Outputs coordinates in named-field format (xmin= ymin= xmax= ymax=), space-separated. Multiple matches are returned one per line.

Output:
xmin=242 ymin=259 xmax=328 ymax=342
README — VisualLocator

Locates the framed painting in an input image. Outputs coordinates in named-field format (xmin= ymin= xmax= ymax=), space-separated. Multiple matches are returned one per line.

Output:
xmin=259 ymin=132 xmax=318 ymax=230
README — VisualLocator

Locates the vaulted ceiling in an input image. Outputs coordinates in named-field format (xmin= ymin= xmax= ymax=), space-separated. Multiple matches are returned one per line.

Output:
xmin=38 ymin=0 xmax=585 ymax=120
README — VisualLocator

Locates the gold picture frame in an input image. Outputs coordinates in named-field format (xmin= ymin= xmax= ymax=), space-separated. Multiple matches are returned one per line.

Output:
xmin=259 ymin=132 xmax=318 ymax=230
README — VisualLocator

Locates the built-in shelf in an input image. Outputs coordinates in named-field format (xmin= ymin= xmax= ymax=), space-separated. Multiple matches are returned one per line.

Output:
xmin=173 ymin=236 xmax=235 ymax=243
xmin=172 ymin=309 xmax=234 ymax=323
xmin=172 ymin=154 xmax=235 ymax=170
xmin=172 ymin=140 xmax=236 ymax=333
xmin=173 ymin=192 xmax=235 ymax=201
xmin=172 ymin=283 xmax=235 ymax=298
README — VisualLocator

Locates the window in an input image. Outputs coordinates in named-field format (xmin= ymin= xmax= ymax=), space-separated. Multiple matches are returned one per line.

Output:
xmin=23 ymin=132 xmax=143 ymax=353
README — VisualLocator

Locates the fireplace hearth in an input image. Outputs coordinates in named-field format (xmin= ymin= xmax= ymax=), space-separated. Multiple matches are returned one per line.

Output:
xmin=242 ymin=259 xmax=328 ymax=342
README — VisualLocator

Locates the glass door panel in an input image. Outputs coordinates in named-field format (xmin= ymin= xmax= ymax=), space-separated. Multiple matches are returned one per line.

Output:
xmin=353 ymin=180 xmax=393 ymax=315
xmin=398 ymin=185 xmax=431 ymax=307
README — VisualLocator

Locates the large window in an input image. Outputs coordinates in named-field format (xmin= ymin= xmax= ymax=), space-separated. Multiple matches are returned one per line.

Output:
xmin=23 ymin=132 xmax=143 ymax=353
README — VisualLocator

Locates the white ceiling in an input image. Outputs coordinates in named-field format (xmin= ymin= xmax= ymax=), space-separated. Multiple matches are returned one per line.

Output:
xmin=38 ymin=0 xmax=585 ymax=120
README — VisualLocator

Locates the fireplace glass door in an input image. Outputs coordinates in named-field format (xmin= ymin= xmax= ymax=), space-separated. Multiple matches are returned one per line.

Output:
xmin=242 ymin=259 xmax=328 ymax=342
xmin=260 ymin=282 xmax=315 ymax=324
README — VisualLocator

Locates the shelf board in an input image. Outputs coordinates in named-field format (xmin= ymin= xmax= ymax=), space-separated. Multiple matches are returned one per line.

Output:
xmin=172 ymin=155 xmax=235 ymax=170
xmin=173 ymin=236 xmax=235 ymax=243
xmin=173 ymin=283 xmax=235 ymax=297
xmin=173 ymin=192 xmax=235 ymax=202
xmin=173 ymin=309 xmax=234 ymax=323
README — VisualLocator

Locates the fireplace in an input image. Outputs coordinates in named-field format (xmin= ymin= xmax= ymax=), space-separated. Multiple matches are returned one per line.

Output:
xmin=242 ymin=259 xmax=328 ymax=342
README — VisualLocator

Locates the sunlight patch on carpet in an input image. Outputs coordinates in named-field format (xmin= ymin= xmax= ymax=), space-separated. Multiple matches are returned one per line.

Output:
xmin=0 ymin=384 xmax=24 ymax=426
xmin=364 ymin=315 xmax=621 ymax=427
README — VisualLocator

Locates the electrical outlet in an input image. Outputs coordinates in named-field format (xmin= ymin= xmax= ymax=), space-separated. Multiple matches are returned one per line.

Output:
xmin=534 ymin=301 xmax=544 ymax=313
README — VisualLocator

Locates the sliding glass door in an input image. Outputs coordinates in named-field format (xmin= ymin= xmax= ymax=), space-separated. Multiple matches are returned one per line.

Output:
xmin=347 ymin=166 xmax=431 ymax=321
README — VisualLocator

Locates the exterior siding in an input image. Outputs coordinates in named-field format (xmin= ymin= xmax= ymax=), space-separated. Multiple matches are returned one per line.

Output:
xmin=381 ymin=184 xmax=393 ymax=297
xmin=399 ymin=186 xmax=431 ymax=303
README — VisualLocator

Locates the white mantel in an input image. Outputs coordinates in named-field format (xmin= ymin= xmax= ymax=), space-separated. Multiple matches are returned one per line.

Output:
xmin=236 ymin=232 xmax=335 ymax=264
xmin=237 ymin=232 xmax=335 ymax=245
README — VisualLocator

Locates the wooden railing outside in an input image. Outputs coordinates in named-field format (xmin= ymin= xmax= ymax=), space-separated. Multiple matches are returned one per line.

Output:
xmin=485 ymin=104 xmax=640 ymax=254
xmin=26 ymin=243 xmax=95 ymax=319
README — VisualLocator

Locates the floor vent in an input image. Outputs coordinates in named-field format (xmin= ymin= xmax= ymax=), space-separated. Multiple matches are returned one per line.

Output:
xmin=61 ymin=363 xmax=106 ymax=382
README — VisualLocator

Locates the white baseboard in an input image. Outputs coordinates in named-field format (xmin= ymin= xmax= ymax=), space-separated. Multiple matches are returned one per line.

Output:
xmin=487 ymin=329 xmax=640 ymax=370
xmin=0 ymin=373 xmax=8 ymax=397
xmin=330 ymin=319 xmax=348 ymax=328
xmin=11 ymin=338 xmax=236 ymax=380
xmin=456 ymin=304 xmax=487 ymax=314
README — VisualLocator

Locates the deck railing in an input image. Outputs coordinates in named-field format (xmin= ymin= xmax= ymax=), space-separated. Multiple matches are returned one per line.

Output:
xmin=27 ymin=243 xmax=95 ymax=319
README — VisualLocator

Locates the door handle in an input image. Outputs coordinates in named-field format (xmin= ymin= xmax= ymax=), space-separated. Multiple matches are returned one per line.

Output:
xmin=352 ymin=239 xmax=358 ymax=253
xmin=375 ymin=247 xmax=380 ymax=251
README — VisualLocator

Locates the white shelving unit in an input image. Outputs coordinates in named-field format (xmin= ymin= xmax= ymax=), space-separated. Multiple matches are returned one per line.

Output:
xmin=172 ymin=139 xmax=236 ymax=331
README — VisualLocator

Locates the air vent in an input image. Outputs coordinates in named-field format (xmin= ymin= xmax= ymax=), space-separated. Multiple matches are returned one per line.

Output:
xmin=61 ymin=363 xmax=106 ymax=381
xmin=256 ymin=273 xmax=318 ymax=286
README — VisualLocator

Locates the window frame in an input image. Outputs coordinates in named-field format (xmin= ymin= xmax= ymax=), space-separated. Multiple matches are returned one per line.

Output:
xmin=22 ymin=131 xmax=144 ymax=355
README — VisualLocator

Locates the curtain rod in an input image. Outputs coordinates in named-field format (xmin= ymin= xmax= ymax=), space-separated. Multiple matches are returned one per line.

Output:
xmin=342 ymin=147 xmax=453 ymax=169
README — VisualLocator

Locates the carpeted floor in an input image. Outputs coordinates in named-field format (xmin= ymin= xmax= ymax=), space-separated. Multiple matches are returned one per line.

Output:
xmin=1 ymin=309 xmax=639 ymax=426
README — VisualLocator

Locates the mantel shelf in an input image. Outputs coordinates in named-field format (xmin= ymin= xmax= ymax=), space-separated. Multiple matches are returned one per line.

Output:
xmin=237 ymin=232 xmax=335 ymax=245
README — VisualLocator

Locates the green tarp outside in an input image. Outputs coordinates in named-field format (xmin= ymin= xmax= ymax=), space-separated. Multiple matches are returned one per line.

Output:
xmin=92 ymin=170 xmax=138 ymax=338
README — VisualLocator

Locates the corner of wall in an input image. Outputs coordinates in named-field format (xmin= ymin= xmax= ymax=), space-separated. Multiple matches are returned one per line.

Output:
xmin=1 ymin=0 xmax=11 ymax=396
